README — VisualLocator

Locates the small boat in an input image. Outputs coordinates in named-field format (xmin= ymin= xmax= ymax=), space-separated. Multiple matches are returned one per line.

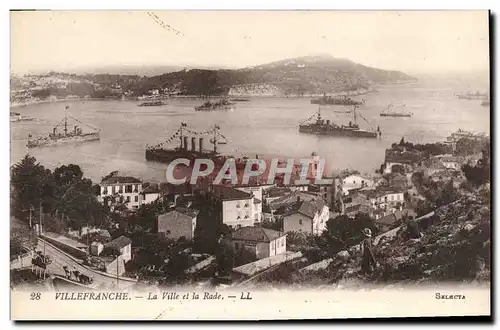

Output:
xmin=456 ymin=91 xmax=489 ymax=100
xmin=481 ymin=100 xmax=490 ymax=107
xmin=380 ymin=104 xmax=413 ymax=117
xmin=195 ymin=98 xmax=235 ymax=111
xmin=10 ymin=112 xmax=35 ymax=122
xmin=138 ymin=101 xmax=166 ymax=107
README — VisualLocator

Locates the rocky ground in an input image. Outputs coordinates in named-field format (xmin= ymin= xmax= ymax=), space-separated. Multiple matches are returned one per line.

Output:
xmin=282 ymin=186 xmax=491 ymax=289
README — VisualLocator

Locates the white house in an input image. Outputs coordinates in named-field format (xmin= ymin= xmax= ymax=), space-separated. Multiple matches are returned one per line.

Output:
xmin=103 ymin=235 xmax=132 ymax=263
xmin=360 ymin=189 xmax=405 ymax=211
xmin=234 ymin=183 xmax=274 ymax=222
xmin=212 ymin=185 xmax=260 ymax=228
xmin=157 ymin=208 xmax=198 ymax=241
xmin=231 ymin=226 xmax=287 ymax=260
xmin=282 ymin=198 xmax=329 ymax=235
xmin=140 ymin=183 xmax=161 ymax=206
xmin=341 ymin=175 xmax=375 ymax=195
xmin=99 ymin=175 xmax=143 ymax=210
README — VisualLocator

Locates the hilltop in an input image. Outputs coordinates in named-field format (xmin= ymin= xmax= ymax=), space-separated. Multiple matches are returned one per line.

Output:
xmin=11 ymin=55 xmax=416 ymax=103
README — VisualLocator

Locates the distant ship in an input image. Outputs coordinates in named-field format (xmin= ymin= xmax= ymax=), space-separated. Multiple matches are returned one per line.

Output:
xmin=380 ymin=104 xmax=413 ymax=117
xmin=230 ymin=98 xmax=250 ymax=102
xmin=299 ymin=106 xmax=381 ymax=138
xmin=481 ymin=100 xmax=490 ymax=107
xmin=138 ymin=101 xmax=166 ymax=107
xmin=195 ymin=98 xmax=235 ymax=111
xmin=311 ymin=94 xmax=365 ymax=106
xmin=27 ymin=106 xmax=100 ymax=148
xmin=456 ymin=91 xmax=489 ymax=100
xmin=10 ymin=112 xmax=35 ymax=122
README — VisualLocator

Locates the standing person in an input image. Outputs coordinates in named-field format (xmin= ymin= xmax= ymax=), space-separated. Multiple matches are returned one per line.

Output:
xmin=360 ymin=228 xmax=377 ymax=274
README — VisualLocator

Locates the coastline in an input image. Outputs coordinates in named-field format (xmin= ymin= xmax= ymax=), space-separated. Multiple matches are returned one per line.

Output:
xmin=10 ymin=81 xmax=417 ymax=108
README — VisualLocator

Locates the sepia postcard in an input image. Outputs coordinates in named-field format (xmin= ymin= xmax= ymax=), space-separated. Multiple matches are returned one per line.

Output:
xmin=9 ymin=10 xmax=491 ymax=320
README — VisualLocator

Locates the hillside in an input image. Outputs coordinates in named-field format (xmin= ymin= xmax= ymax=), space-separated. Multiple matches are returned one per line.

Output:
xmin=11 ymin=55 xmax=416 ymax=102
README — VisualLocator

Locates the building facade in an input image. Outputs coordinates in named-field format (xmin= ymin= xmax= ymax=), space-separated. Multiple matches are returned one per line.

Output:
xmin=283 ymin=199 xmax=329 ymax=235
xmin=231 ymin=226 xmax=287 ymax=260
xmin=157 ymin=208 xmax=198 ymax=241
xmin=99 ymin=175 xmax=143 ymax=210
xmin=212 ymin=185 xmax=260 ymax=228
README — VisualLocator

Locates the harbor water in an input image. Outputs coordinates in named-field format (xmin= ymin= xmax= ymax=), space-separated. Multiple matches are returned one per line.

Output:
xmin=10 ymin=79 xmax=490 ymax=183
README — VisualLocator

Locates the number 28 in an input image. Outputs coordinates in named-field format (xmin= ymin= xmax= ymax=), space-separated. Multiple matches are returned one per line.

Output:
xmin=30 ymin=292 xmax=41 ymax=300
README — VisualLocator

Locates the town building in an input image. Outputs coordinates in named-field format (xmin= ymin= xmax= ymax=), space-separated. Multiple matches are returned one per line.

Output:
xmin=263 ymin=187 xmax=292 ymax=204
xmin=211 ymin=185 xmax=261 ymax=228
xmin=282 ymin=197 xmax=329 ymax=235
xmin=99 ymin=174 xmax=143 ymax=210
xmin=90 ymin=242 xmax=104 ymax=256
xmin=231 ymin=226 xmax=287 ymax=260
xmin=157 ymin=208 xmax=198 ymax=241
xmin=269 ymin=190 xmax=318 ymax=213
xmin=359 ymin=188 xmax=405 ymax=211
xmin=103 ymin=235 xmax=132 ymax=263
xmin=140 ymin=183 xmax=162 ymax=205
xmin=339 ymin=174 xmax=375 ymax=196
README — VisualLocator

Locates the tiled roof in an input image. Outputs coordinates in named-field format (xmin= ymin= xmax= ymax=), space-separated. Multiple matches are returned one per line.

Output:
xmin=345 ymin=204 xmax=372 ymax=215
xmin=101 ymin=176 xmax=142 ymax=185
xmin=157 ymin=209 xmax=198 ymax=232
xmin=282 ymin=199 xmax=326 ymax=219
xmin=142 ymin=183 xmax=160 ymax=194
xmin=265 ymin=187 xmax=292 ymax=198
xmin=212 ymin=185 xmax=252 ymax=201
xmin=231 ymin=226 xmax=285 ymax=243
xmin=104 ymin=235 xmax=132 ymax=250
xmin=297 ymin=199 xmax=325 ymax=218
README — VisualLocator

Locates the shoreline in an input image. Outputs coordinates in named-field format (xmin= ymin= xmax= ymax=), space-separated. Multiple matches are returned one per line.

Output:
xmin=10 ymin=82 xmax=417 ymax=108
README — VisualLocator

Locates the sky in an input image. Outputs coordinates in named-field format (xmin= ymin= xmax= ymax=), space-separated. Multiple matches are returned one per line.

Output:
xmin=10 ymin=10 xmax=490 ymax=75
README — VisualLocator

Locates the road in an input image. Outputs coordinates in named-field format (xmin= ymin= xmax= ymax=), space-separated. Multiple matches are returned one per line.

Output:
xmin=14 ymin=239 xmax=135 ymax=290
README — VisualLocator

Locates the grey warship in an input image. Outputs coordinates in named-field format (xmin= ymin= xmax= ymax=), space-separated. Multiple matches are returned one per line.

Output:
xmin=27 ymin=106 xmax=100 ymax=148
xmin=299 ymin=106 xmax=381 ymax=138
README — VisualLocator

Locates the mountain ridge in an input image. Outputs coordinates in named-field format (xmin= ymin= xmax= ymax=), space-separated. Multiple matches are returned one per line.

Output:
xmin=11 ymin=55 xmax=416 ymax=100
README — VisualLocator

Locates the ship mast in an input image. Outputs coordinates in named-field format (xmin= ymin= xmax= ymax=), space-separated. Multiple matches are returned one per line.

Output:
xmin=352 ymin=105 xmax=358 ymax=125
xmin=64 ymin=105 xmax=69 ymax=136
xmin=213 ymin=125 xmax=218 ymax=153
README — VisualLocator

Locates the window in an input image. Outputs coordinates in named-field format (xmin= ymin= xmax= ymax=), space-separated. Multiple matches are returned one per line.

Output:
xmin=112 ymin=186 xmax=116 ymax=194
xmin=236 ymin=203 xmax=240 ymax=208
xmin=125 ymin=185 xmax=132 ymax=193
xmin=244 ymin=202 xmax=249 ymax=208
xmin=135 ymin=196 xmax=138 ymax=202
xmin=237 ymin=216 xmax=241 ymax=220
xmin=126 ymin=196 xmax=130 ymax=202
xmin=299 ymin=219 xmax=303 ymax=225
xmin=103 ymin=189 xmax=108 ymax=195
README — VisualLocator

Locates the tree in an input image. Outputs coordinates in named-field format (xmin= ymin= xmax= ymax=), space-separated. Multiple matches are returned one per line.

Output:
xmin=322 ymin=213 xmax=378 ymax=254
xmin=53 ymin=164 xmax=83 ymax=187
xmin=10 ymin=155 xmax=55 ymax=218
